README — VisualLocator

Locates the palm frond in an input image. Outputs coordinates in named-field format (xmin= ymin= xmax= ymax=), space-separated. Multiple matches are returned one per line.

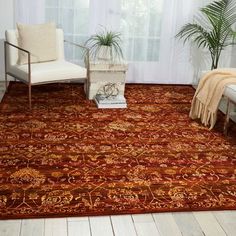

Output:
xmin=176 ymin=0 xmax=236 ymax=69
xmin=176 ymin=23 xmax=210 ymax=48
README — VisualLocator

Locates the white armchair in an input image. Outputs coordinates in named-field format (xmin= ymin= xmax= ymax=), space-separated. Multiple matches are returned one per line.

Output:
xmin=4 ymin=28 xmax=90 ymax=109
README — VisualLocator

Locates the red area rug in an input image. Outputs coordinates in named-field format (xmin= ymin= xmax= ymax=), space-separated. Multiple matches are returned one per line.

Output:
xmin=0 ymin=82 xmax=236 ymax=219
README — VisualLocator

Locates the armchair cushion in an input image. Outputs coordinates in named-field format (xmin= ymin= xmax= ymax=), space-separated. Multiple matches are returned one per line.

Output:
xmin=9 ymin=60 xmax=87 ymax=84
xmin=17 ymin=22 xmax=57 ymax=65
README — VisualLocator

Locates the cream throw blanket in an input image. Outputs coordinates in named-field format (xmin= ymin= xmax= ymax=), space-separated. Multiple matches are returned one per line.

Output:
xmin=189 ymin=68 xmax=236 ymax=129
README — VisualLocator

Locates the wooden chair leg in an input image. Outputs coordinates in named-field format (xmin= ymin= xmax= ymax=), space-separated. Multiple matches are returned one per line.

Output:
xmin=4 ymin=41 xmax=8 ymax=93
xmin=29 ymin=84 xmax=32 ymax=109
xmin=224 ymin=98 xmax=231 ymax=136
xmin=5 ymin=72 xmax=8 ymax=92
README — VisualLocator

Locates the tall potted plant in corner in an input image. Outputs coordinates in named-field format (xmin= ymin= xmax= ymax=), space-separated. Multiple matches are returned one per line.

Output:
xmin=85 ymin=27 xmax=123 ymax=62
xmin=176 ymin=0 xmax=236 ymax=70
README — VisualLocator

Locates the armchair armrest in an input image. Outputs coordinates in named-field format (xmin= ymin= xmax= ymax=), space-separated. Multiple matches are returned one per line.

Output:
xmin=64 ymin=40 xmax=90 ymax=69
xmin=64 ymin=40 xmax=91 ymax=97
xmin=5 ymin=41 xmax=30 ymax=54
xmin=4 ymin=41 xmax=31 ymax=83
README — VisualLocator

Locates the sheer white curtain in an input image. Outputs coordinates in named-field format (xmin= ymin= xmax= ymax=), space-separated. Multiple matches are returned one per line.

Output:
xmin=44 ymin=0 xmax=90 ymax=63
xmin=86 ymin=0 xmax=164 ymax=83
xmin=15 ymin=0 xmax=229 ymax=84
xmin=15 ymin=0 xmax=45 ymax=24
xmin=87 ymin=0 xmax=208 ymax=84
xmin=159 ymin=0 xmax=202 ymax=84
xmin=89 ymin=0 xmax=121 ymax=34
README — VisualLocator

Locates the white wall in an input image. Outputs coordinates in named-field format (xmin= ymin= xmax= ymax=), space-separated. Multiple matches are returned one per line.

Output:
xmin=231 ymin=47 xmax=236 ymax=67
xmin=0 ymin=0 xmax=14 ymax=81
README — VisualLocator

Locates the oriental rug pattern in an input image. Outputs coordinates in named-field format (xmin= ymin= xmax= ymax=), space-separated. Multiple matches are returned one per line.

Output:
xmin=0 ymin=82 xmax=236 ymax=219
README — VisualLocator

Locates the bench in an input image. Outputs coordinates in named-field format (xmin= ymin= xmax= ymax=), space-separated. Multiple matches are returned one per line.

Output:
xmin=223 ymin=85 xmax=236 ymax=134
xmin=197 ymin=71 xmax=236 ymax=135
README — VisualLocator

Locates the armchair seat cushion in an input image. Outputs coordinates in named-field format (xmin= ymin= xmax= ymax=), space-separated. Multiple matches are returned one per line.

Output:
xmin=9 ymin=60 xmax=87 ymax=85
xmin=224 ymin=85 xmax=236 ymax=103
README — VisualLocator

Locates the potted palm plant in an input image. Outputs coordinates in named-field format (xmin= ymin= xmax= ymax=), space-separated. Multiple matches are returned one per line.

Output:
xmin=85 ymin=28 xmax=123 ymax=62
xmin=176 ymin=0 xmax=236 ymax=70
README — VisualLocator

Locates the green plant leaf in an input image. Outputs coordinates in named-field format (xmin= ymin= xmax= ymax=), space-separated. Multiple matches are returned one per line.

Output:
xmin=85 ymin=27 xmax=123 ymax=61
xmin=176 ymin=0 xmax=236 ymax=69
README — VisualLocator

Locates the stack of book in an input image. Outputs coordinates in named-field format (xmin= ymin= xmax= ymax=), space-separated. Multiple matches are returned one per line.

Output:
xmin=94 ymin=94 xmax=127 ymax=109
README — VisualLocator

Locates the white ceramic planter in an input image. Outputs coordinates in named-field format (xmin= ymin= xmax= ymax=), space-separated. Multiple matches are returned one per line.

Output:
xmin=97 ymin=46 xmax=112 ymax=61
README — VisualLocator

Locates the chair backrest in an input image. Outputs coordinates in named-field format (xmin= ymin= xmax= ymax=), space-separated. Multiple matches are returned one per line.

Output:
xmin=5 ymin=28 xmax=65 ymax=66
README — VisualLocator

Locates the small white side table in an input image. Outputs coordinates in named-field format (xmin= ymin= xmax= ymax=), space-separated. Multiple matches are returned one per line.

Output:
xmin=86 ymin=62 xmax=128 ymax=100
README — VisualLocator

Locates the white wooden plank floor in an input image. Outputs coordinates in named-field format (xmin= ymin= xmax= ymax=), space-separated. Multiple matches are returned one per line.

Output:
xmin=1 ymin=212 xmax=236 ymax=236
xmin=0 ymin=82 xmax=236 ymax=236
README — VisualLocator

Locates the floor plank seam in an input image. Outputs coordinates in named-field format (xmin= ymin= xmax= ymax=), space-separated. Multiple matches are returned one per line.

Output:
xmin=43 ymin=219 xmax=45 ymax=236
xmin=66 ymin=218 xmax=69 ymax=236
xmin=88 ymin=217 xmax=93 ymax=236
xmin=19 ymin=220 xmax=22 ymax=236
xmin=151 ymin=214 xmax=162 ymax=236
xmin=131 ymin=215 xmax=140 ymax=236
xmin=43 ymin=219 xmax=46 ymax=236
xmin=109 ymin=216 xmax=115 ymax=236
xmin=212 ymin=213 xmax=229 ymax=236
xmin=192 ymin=213 xmax=211 ymax=236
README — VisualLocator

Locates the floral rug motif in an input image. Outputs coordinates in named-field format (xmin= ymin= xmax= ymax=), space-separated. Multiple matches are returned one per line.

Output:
xmin=0 ymin=82 xmax=236 ymax=219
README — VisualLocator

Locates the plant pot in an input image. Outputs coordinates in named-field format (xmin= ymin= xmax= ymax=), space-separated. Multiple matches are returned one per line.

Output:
xmin=97 ymin=46 xmax=112 ymax=61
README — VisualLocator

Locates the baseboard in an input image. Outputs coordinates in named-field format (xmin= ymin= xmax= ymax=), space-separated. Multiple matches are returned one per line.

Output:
xmin=0 ymin=75 xmax=15 ymax=82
